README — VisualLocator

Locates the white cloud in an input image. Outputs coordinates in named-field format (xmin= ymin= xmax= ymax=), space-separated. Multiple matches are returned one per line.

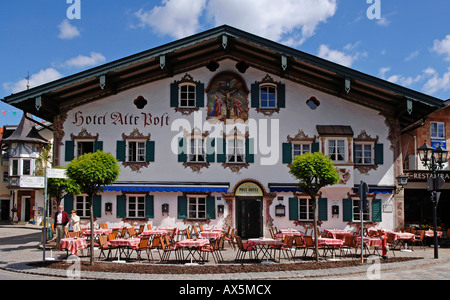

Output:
xmin=58 ymin=19 xmax=80 ymax=40
xmin=317 ymin=45 xmax=356 ymax=67
xmin=379 ymin=66 xmax=423 ymax=87
xmin=133 ymin=0 xmax=337 ymax=45
xmin=432 ymin=35 xmax=450 ymax=61
xmin=404 ymin=50 xmax=419 ymax=62
xmin=3 ymin=68 xmax=63 ymax=94
xmin=134 ymin=0 xmax=207 ymax=39
xmin=64 ymin=52 xmax=106 ymax=68
xmin=206 ymin=0 xmax=337 ymax=45
xmin=423 ymin=67 xmax=450 ymax=95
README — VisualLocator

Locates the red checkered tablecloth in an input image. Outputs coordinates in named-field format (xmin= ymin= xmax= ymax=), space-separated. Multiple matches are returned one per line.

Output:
xmin=415 ymin=230 xmax=443 ymax=238
xmin=317 ymin=238 xmax=344 ymax=247
xmin=199 ymin=231 xmax=223 ymax=239
xmin=82 ymin=229 xmax=112 ymax=236
xmin=108 ymin=238 xmax=140 ymax=248
xmin=323 ymin=229 xmax=353 ymax=239
xmin=355 ymin=236 xmax=382 ymax=247
xmin=248 ymin=238 xmax=283 ymax=246
xmin=139 ymin=230 xmax=168 ymax=237
xmin=176 ymin=239 xmax=210 ymax=249
xmin=276 ymin=229 xmax=302 ymax=239
xmin=59 ymin=238 xmax=87 ymax=256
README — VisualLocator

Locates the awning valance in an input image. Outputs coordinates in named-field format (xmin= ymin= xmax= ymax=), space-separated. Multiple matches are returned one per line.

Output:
xmin=352 ymin=186 xmax=394 ymax=194
xmin=268 ymin=183 xmax=303 ymax=193
xmin=103 ymin=182 xmax=229 ymax=193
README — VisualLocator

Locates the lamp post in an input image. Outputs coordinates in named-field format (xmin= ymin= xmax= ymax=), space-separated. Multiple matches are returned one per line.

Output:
xmin=417 ymin=141 xmax=448 ymax=259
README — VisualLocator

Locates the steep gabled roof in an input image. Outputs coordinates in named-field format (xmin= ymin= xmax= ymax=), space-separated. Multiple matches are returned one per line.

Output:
xmin=2 ymin=25 xmax=444 ymax=128
xmin=2 ymin=113 xmax=49 ymax=144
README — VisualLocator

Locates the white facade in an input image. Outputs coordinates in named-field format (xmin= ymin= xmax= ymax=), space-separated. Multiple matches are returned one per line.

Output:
xmin=59 ymin=59 xmax=396 ymax=237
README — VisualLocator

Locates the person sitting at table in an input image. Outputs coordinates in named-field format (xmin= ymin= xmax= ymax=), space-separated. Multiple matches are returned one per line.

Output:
xmin=69 ymin=210 xmax=81 ymax=237
xmin=54 ymin=205 xmax=70 ymax=247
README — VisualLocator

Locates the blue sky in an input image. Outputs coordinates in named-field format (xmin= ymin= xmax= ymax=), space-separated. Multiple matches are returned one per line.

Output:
xmin=1 ymin=0 xmax=450 ymax=126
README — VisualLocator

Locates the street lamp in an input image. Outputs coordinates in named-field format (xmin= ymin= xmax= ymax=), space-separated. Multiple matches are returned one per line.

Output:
xmin=417 ymin=140 xmax=448 ymax=259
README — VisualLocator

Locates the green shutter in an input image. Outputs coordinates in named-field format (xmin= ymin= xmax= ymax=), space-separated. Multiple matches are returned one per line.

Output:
xmin=177 ymin=196 xmax=187 ymax=219
xmin=63 ymin=195 xmax=74 ymax=214
xmin=282 ymin=143 xmax=293 ymax=164
xmin=372 ymin=199 xmax=382 ymax=222
xmin=145 ymin=195 xmax=154 ymax=218
xmin=206 ymin=196 xmax=216 ymax=219
xmin=245 ymin=138 xmax=254 ymax=163
xmin=289 ymin=197 xmax=299 ymax=221
xmin=343 ymin=198 xmax=353 ymax=222
xmin=206 ymin=138 xmax=215 ymax=163
xmin=217 ymin=138 xmax=226 ymax=163
xmin=94 ymin=141 xmax=103 ymax=152
xmin=93 ymin=195 xmax=102 ymax=218
xmin=178 ymin=138 xmax=187 ymax=162
xmin=374 ymin=143 xmax=384 ymax=165
xmin=170 ymin=82 xmax=179 ymax=107
xmin=318 ymin=198 xmax=328 ymax=221
xmin=146 ymin=141 xmax=155 ymax=162
xmin=277 ymin=83 xmax=286 ymax=108
xmin=116 ymin=195 xmax=127 ymax=218
xmin=65 ymin=140 xmax=75 ymax=161
xmin=251 ymin=83 xmax=260 ymax=108
xmin=311 ymin=142 xmax=320 ymax=153
xmin=196 ymin=83 xmax=205 ymax=107
xmin=116 ymin=141 xmax=126 ymax=162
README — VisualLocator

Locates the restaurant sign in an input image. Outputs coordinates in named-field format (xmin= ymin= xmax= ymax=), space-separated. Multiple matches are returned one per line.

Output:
xmin=405 ymin=170 xmax=450 ymax=182
xmin=235 ymin=182 xmax=263 ymax=196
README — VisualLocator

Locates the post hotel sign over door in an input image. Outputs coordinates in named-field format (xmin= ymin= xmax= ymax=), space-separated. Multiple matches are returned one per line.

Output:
xmin=235 ymin=182 xmax=263 ymax=196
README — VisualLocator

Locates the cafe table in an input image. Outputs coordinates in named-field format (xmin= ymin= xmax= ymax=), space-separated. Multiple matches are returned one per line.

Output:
xmin=59 ymin=237 xmax=87 ymax=256
xmin=355 ymin=236 xmax=382 ymax=254
xmin=175 ymin=238 xmax=210 ymax=264
xmin=323 ymin=229 xmax=353 ymax=239
xmin=139 ymin=229 xmax=168 ymax=237
xmin=247 ymin=238 xmax=283 ymax=262
xmin=107 ymin=238 xmax=140 ymax=261
xmin=199 ymin=231 xmax=223 ymax=239
xmin=81 ymin=228 xmax=112 ymax=237
xmin=276 ymin=229 xmax=302 ymax=239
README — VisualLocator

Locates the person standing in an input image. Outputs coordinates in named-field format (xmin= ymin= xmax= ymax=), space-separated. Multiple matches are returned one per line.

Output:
xmin=54 ymin=205 xmax=69 ymax=247
xmin=69 ymin=210 xmax=81 ymax=237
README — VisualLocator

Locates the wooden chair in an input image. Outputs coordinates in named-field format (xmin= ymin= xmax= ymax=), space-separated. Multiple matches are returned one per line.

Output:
xmin=234 ymin=236 xmax=256 ymax=262
xmin=200 ymin=237 xmax=223 ymax=263
xmin=340 ymin=235 xmax=356 ymax=257
xmin=147 ymin=224 xmax=152 ymax=230
xmin=224 ymin=228 xmax=236 ymax=249
xmin=269 ymin=228 xmax=276 ymax=239
xmin=278 ymin=235 xmax=295 ymax=261
xmin=66 ymin=231 xmax=77 ymax=238
xmin=192 ymin=226 xmax=199 ymax=238
xmin=158 ymin=236 xmax=178 ymax=263
xmin=137 ymin=225 xmax=145 ymax=236
xmin=98 ymin=235 xmax=115 ymax=260
xmin=199 ymin=224 xmax=204 ymax=232
xmin=129 ymin=236 xmax=150 ymax=262
xmin=304 ymin=226 xmax=313 ymax=237
xmin=111 ymin=228 xmax=119 ymax=239
xmin=386 ymin=232 xmax=397 ymax=256
xmin=127 ymin=227 xmax=137 ymax=238
xmin=293 ymin=235 xmax=306 ymax=258
xmin=185 ymin=227 xmax=191 ymax=239
xmin=303 ymin=236 xmax=324 ymax=258
xmin=118 ymin=227 xmax=127 ymax=239
xmin=147 ymin=235 xmax=161 ymax=261
xmin=411 ymin=230 xmax=426 ymax=250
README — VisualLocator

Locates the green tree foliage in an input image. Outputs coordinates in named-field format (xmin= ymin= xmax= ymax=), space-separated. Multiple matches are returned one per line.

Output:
xmin=289 ymin=152 xmax=340 ymax=262
xmin=66 ymin=151 xmax=120 ymax=264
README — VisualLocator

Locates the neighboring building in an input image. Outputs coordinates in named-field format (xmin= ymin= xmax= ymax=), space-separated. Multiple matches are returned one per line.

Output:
xmin=401 ymin=100 xmax=450 ymax=229
xmin=2 ymin=26 xmax=445 ymax=237
xmin=0 ymin=114 xmax=53 ymax=225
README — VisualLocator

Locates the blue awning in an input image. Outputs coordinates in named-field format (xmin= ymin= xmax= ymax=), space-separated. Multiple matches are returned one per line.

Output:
xmin=269 ymin=184 xmax=303 ymax=193
xmin=353 ymin=186 xmax=394 ymax=194
xmin=103 ymin=184 xmax=229 ymax=193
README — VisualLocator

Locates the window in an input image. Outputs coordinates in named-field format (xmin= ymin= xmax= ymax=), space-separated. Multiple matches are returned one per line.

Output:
xmin=2 ymin=171 xmax=8 ymax=183
xmin=354 ymin=143 xmax=373 ymax=165
xmin=299 ymin=198 xmax=314 ymax=221
xmin=227 ymin=138 xmax=245 ymax=163
xmin=431 ymin=122 xmax=445 ymax=139
xmin=188 ymin=196 xmax=206 ymax=219
xmin=328 ymin=139 xmax=345 ymax=162
xmin=352 ymin=199 xmax=370 ymax=221
xmin=127 ymin=141 xmax=146 ymax=162
xmin=260 ymin=84 xmax=277 ymax=108
xmin=128 ymin=195 xmax=145 ymax=218
xmin=22 ymin=159 xmax=31 ymax=175
xmin=11 ymin=159 xmax=18 ymax=176
xmin=293 ymin=143 xmax=311 ymax=158
xmin=179 ymin=83 xmax=196 ymax=108
xmin=76 ymin=141 xmax=94 ymax=157
xmin=76 ymin=195 xmax=90 ymax=217
xmin=189 ymin=138 xmax=205 ymax=163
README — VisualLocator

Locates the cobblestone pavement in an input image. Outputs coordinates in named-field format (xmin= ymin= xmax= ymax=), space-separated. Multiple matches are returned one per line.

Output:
xmin=1 ymin=226 xmax=449 ymax=280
